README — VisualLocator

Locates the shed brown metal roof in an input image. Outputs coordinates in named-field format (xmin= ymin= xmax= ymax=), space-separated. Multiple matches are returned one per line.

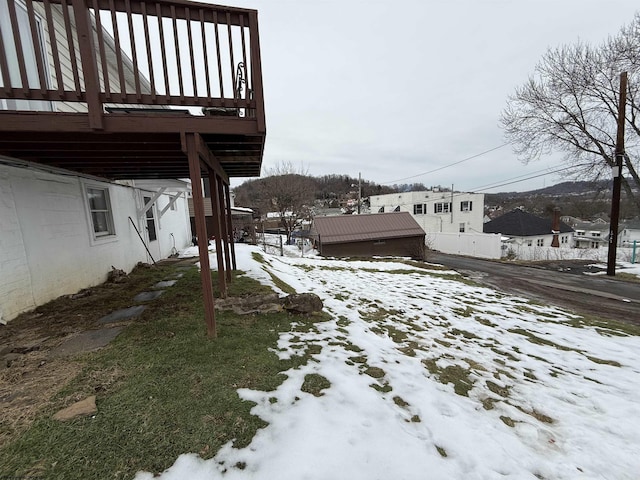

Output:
xmin=313 ymin=212 xmax=425 ymax=244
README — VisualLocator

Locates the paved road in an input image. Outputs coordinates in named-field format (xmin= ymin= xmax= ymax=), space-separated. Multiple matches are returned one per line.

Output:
xmin=429 ymin=253 xmax=640 ymax=325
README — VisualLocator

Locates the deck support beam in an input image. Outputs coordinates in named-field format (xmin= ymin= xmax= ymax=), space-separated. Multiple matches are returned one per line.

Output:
xmin=224 ymin=183 xmax=238 ymax=271
xmin=209 ymin=172 xmax=227 ymax=298
xmin=186 ymin=133 xmax=216 ymax=338
xmin=217 ymin=175 xmax=233 ymax=282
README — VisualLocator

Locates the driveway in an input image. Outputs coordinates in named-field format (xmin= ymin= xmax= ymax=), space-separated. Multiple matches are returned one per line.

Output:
xmin=429 ymin=253 xmax=640 ymax=326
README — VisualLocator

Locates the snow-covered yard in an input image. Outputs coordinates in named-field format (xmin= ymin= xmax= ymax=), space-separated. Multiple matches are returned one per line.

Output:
xmin=137 ymin=244 xmax=640 ymax=480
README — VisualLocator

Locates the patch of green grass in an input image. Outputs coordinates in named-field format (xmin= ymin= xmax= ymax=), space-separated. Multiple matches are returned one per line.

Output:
xmin=422 ymin=359 xmax=474 ymax=397
xmin=262 ymin=269 xmax=296 ymax=294
xmin=251 ymin=252 xmax=266 ymax=264
xmin=364 ymin=367 xmax=386 ymax=379
xmin=486 ymin=380 xmax=510 ymax=398
xmin=435 ymin=446 xmax=448 ymax=457
xmin=0 ymin=268 xmax=313 ymax=479
xmin=500 ymin=416 xmax=516 ymax=427
xmin=393 ymin=396 xmax=409 ymax=408
xmin=300 ymin=374 xmax=331 ymax=397
xmin=369 ymin=383 xmax=392 ymax=393
xmin=449 ymin=328 xmax=480 ymax=340
xmin=508 ymin=328 xmax=577 ymax=352
xmin=586 ymin=356 xmax=622 ymax=367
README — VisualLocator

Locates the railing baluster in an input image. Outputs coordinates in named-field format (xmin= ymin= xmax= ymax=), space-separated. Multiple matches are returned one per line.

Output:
xmin=6 ymin=0 xmax=30 ymax=95
xmin=199 ymin=8 xmax=211 ymax=102
xmin=0 ymin=17 xmax=12 ymax=96
xmin=248 ymin=10 xmax=265 ymax=132
xmin=185 ymin=6 xmax=196 ymax=98
xmin=239 ymin=13 xmax=248 ymax=108
xmin=141 ymin=1 xmax=155 ymax=100
xmin=213 ymin=10 xmax=224 ymax=102
xmin=61 ymin=0 xmax=82 ymax=96
xmin=91 ymin=0 xmax=111 ymax=100
xmin=43 ymin=0 xmax=66 ymax=98
xmin=25 ymin=0 xmax=48 ymax=97
xmin=124 ymin=0 xmax=141 ymax=99
xmin=0 ymin=0 xmax=265 ymax=114
xmin=226 ymin=11 xmax=235 ymax=105
xmin=156 ymin=2 xmax=170 ymax=101
xmin=108 ymin=0 xmax=126 ymax=98
xmin=170 ymin=5 xmax=184 ymax=102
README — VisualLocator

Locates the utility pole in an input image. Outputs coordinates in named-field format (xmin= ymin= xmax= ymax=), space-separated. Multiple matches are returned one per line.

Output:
xmin=607 ymin=72 xmax=627 ymax=276
xmin=357 ymin=172 xmax=362 ymax=214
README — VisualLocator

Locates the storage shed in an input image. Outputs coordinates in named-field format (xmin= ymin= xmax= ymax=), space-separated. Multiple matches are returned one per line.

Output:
xmin=312 ymin=212 xmax=426 ymax=259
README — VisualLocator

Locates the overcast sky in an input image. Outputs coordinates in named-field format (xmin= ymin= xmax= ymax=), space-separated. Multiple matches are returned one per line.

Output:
xmin=225 ymin=0 xmax=638 ymax=192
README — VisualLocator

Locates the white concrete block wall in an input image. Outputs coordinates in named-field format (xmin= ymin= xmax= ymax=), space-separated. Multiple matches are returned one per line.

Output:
xmin=0 ymin=170 xmax=34 ymax=323
xmin=0 ymin=163 xmax=192 ymax=323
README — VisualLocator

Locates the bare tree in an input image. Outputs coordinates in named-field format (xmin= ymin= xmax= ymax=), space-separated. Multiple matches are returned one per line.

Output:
xmin=501 ymin=13 xmax=640 ymax=210
xmin=259 ymin=162 xmax=315 ymax=241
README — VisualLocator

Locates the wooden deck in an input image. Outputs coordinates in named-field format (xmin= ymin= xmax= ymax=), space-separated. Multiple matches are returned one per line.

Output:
xmin=0 ymin=0 xmax=267 ymax=336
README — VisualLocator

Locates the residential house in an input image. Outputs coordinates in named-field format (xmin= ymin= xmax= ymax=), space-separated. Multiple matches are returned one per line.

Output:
xmin=369 ymin=189 xmax=485 ymax=235
xmin=483 ymin=209 xmax=574 ymax=252
xmin=312 ymin=212 xmax=426 ymax=259
xmin=572 ymin=222 xmax=610 ymax=249
xmin=0 ymin=0 xmax=266 ymax=334
xmin=619 ymin=221 xmax=640 ymax=247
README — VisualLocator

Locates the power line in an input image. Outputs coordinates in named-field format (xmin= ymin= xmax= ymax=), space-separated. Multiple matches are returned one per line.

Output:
xmin=382 ymin=143 xmax=510 ymax=185
xmin=468 ymin=165 xmax=578 ymax=193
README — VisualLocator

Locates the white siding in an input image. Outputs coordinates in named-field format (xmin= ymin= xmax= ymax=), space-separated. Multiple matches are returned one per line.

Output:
xmin=0 ymin=162 xmax=192 ymax=323
xmin=370 ymin=190 xmax=485 ymax=235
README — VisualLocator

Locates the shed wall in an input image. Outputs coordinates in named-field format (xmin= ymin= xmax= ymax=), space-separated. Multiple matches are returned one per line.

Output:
xmin=319 ymin=236 xmax=425 ymax=259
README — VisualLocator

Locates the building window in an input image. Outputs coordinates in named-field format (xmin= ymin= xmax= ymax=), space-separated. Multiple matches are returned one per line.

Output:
xmin=87 ymin=187 xmax=115 ymax=237
xmin=393 ymin=206 xmax=400 ymax=212
xmin=459 ymin=223 xmax=465 ymax=233
xmin=536 ymin=238 xmax=544 ymax=247
xmin=434 ymin=202 xmax=452 ymax=214
xmin=144 ymin=196 xmax=157 ymax=242
xmin=561 ymin=235 xmax=568 ymax=244
xmin=460 ymin=201 xmax=473 ymax=212
xmin=378 ymin=206 xmax=384 ymax=213
xmin=413 ymin=204 xmax=424 ymax=215
xmin=527 ymin=239 xmax=533 ymax=247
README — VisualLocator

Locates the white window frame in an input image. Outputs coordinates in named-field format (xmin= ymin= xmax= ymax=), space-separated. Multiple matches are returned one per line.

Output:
xmin=460 ymin=200 xmax=472 ymax=212
xmin=434 ymin=202 xmax=452 ymax=214
xmin=83 ymin=183 xmax=117 ymax=243
xmin=413 ymin=204 xmax=424 ymax=215
xmin=459 ymin=223 xmax=465 ymax=233
xmin=536 ymin=238 xmax=544 ymax=247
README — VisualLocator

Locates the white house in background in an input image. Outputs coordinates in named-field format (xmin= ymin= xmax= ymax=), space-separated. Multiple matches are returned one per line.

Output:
xmin=619 ymin=221 xmax=640 ymax=247
xmin=369 ymin=189 xmax=501 ymax=258
xmin=483 ymin=209 xmax=574 ymax=255
xmin=369 ymin=189 xmax=485 ymax=234
xmin=572 ymin=222 xmax=610 ymax=249
xmin=0 ymin=157 xmax=192 ymax=324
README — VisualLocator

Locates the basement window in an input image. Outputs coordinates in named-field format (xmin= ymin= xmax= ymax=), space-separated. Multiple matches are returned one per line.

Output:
xmin=86 ymin=187 xmax=115 ymax=237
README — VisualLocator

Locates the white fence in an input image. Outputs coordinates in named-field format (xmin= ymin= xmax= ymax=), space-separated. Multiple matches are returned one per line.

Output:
xmin=429 ymin=232 xmax=502 ymax=259
xmin=506 ymin=245 xmax=635 ymax=263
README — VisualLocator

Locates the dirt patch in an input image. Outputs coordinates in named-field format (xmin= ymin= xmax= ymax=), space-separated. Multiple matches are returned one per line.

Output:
xmin=0 ymin=261 xmax=191 ymax=448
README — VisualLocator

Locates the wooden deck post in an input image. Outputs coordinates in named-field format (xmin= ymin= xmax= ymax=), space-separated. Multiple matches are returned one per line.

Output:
xmin=208 ymin=172 xmax=227 ymax=298
xmin=217 ymin=176 xmax=233 ymax=282
xmin=186 ymin=133 xmax=216 ymax=338
xmin=71 ymin=0 xmax=103 ymax=129
xmin=224 ymin=183 xmax=238 ymax=271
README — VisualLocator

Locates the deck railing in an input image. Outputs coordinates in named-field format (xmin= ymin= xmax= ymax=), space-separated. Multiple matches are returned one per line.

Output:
xmin=0 ymin=0 xmax=264 ymax=129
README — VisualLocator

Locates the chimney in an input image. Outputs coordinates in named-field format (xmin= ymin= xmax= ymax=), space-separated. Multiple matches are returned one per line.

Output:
xmin=551 ymin=208 xmax=560 ymax=248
